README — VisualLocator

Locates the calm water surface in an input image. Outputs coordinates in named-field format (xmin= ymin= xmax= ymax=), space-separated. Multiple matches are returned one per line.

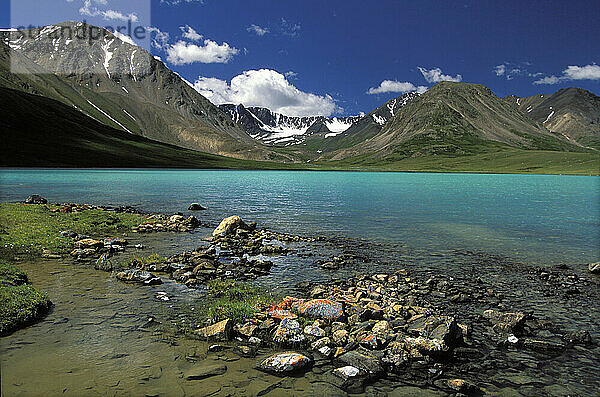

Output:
xmin=1 ymin=169 xmax=598 ymax=265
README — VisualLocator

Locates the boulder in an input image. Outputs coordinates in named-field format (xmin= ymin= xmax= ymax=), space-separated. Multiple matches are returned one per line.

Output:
xmin=188 ymin=203 xmax=206 ymax=211
xmin=196 ymin=319 xmax=233 ymax=341
xmin=185 ymin=364 xmax=227 ymax=380
xmin=75 ymin=239 xmax=103 ymax=249
xmin=482 ymin=310 xmax=528 ymax=335
xmin=297 ymin=299 xmax=344 ymax=320
xmin=304 ymin=325 xmax=326 ymax=338
xmin=336 ymin=349 xmax=384 ymax=378
xmin=185 ymin=216 xmax=200 ymax=228
xmin=169 ymin=214 xmax=185 ymax=223
xmin=589 ymin=262 xmax=600 ymax=274
xmin=273 ymin=318 xmax=305 ymax=345
xmin=116 ymin=269 xmax=162 ymax=285
xmin=24 ymin=194 xmax=47 ymax=204
xmin=257 ymin=352 xmax=312 ymax=375
xmin=213 ymin=216 xmax=249 ymax=237
xmin=329 ymin=366 xmax=367 ymax=394
xmin=332 ymin=329 xmax=349 ymax=347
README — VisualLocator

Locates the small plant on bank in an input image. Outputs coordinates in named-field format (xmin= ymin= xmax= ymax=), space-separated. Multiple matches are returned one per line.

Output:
xmin=0 ymin=260 xmax=51 ymax=336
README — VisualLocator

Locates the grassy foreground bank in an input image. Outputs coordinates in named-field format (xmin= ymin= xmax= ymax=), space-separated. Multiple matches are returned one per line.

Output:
xmin=0 ymin=203 xmax=153 ymax=260
xmin=0 ymin=260 xmax=51 ymax=336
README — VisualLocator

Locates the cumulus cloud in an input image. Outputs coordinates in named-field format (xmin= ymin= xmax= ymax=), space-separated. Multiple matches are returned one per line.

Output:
xmin=494 ymin=64 xmax=506 ymax=76
xmin=563 ymin=64 xmax=600 ymax=80
xmin=180 ymin=25 xmax=202 ymax=41
xmin=494 ymin=62 xmax=544 ymax=80
xmin=79 ymin=0 xmax=138 ymax=22
xmin=247 ymin=24 xmax=269 ymax=36
xmin=534 ymin=64 xmax=600 ymax=84
xmin=166 ymin=39 xmax=238 ymax=64
xmin=418 ymin=67 xmax=462 ymax=83
xmin=193 ymin=69 xmax=339 ymax=117
xmin=367 ymin=80 xmax=427 ymax=95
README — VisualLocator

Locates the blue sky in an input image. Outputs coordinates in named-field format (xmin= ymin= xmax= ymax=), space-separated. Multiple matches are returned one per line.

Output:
xmin=2 ymin=0 xmax=599 ymax=116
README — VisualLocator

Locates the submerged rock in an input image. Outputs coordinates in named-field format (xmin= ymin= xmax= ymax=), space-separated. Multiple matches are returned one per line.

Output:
xmin=257 ymin=352 xmax=312 ymax=375
xmin=482 ymin=309 xmax=528 ymax=335
xmin=185 ymin=364 xmax=227 ymax=380
xmin=188 ymin=203 xmax=206 ymax=211
xmin=94 ymin=253 xmax=112 ymax=271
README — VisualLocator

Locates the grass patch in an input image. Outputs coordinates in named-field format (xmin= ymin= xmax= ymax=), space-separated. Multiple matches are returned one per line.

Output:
xmin=118 ymin=253 xmax=166 ymax=270
xmin=0 ymin=260 xmax=51 ymax=336
xmin=0 ymin=203 xmax=154 ymax=260
xmin=205 ymin=280 xmax=280 ymax=324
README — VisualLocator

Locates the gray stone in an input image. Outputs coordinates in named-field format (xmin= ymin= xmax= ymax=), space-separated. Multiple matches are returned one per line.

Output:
xmin=257 ymin=352 xmax=312 ymax=375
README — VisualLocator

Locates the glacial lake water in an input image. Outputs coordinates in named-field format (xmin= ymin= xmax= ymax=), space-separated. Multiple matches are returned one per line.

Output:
xmin=1 ymin=169 xmax=599 ymax=266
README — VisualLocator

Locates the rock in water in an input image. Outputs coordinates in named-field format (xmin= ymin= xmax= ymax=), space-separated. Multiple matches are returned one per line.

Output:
xmin=336 ymin=349 xmax=384 ymax=378
xmin=185 ymin=364 xmax=227 ymax=380
xmin=195 ymin=319 xmax=233 ymax=341
xmin=24 ymin=194 xmax=47 ymax=204
xmin=94 ymin=253 xmax=113 ymax=271
xmin=212 ymin=216 xmax=249 ymax=237
xmin=297 ymin=299 xmax=344 ymax=320
xmin=188 ymin=203 xmax=206 ymax=211
xmin=257 ymin=352 xmax=312 ymax=374
xmin=589 ymin=262 xmax=600 ymax=274
xmin=116 ymin=269 xmax=162 ymax=285
xmin=482 ymin=309 xmax=528 ymax=335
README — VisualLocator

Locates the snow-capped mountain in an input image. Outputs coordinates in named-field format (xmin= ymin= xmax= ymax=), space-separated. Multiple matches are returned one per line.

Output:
xmin=219 ymin=104 xmax=362 ymax=145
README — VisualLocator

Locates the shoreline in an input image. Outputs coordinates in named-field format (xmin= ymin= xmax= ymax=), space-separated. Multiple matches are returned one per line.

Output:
xmin=1 ymin=166 xmax=599 ymax=176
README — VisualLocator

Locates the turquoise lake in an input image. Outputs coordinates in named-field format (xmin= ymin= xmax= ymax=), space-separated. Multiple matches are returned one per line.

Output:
xmin=1 ymin=169 xmax=598 ymax=266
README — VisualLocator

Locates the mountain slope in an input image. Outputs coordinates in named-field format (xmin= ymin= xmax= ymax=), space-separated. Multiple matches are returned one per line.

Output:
xmin=328 ymin=82 xmax=587 ymax=160
xmin=507 ymin=88 xmax=600 ymax=149
xmin=0 ymin=86 xmax=276 ymax=168
xmin=2 ymin=22 xmax=284 ymax=161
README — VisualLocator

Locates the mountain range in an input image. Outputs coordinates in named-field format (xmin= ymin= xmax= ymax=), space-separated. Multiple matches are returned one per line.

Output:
xmin=1 ymin=22 xmax=599 ymax=173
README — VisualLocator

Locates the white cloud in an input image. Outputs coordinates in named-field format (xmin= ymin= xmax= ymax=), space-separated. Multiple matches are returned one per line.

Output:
xmin=180 ymin=25 xmax=202 ymax=41
xmin=494 ymin=64 xmax=506 ymax=76
xmin=533 ymin=75 xmax=560 ymax=85
xmin=284 ymin=71 xmax=298 ymax=78
xmin=79 ymin=0 xmax=138 ymax=22
xmin=418 ymin=67 xmax=462 ymax=83
xmin=193 ymin=69 xmax=339 ymax=117
xmin=367 ymin=80 xmax=427 ymax=95
xmin=147 ymin=26 xmax=170 ymax=49
xmin=247 ymin=24 xmax=269 ymax=36
xmin=534 ymin=64 xmax=600 ymax=84
xmin=563 ymin=64 xmax=600 ymax=80
xmin=166 ymin=39 xmax=238 ymax=65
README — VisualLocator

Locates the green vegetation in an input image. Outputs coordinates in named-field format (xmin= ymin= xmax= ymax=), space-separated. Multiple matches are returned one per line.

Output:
xmin=0 ymin=203 xmax=154 ymax=260
xmin=205 ymin=280 xmax=280 ymax=324
xmin=0 ymin=260 xmax=51 ymax=336
xmin=317 ymin=148 xmax=600 ymax=175
xmin=118 ymin=253 xmax=166 ymax=270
